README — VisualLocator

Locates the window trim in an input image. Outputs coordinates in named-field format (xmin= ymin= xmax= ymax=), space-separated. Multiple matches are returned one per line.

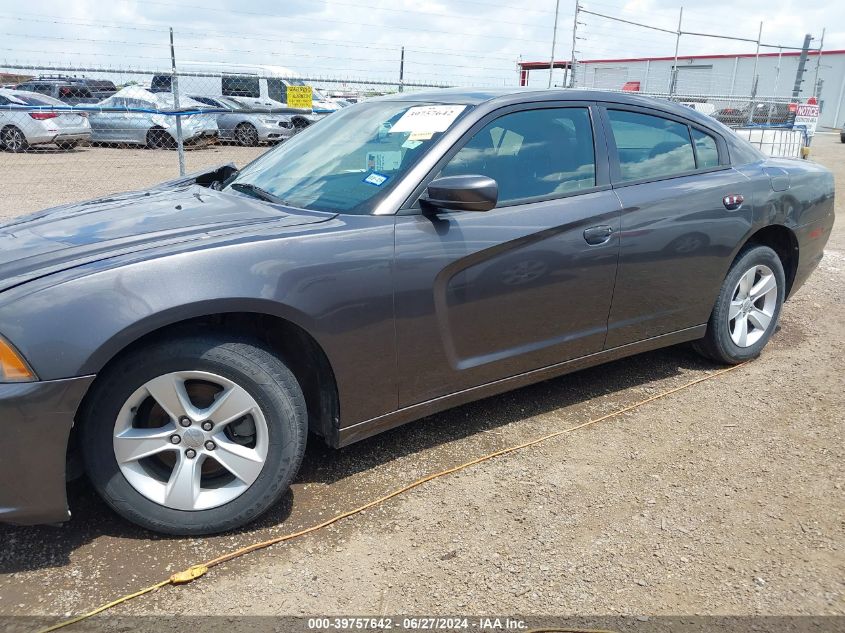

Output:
xmin=399 ymin=101 xmax=610 ymax=215
xmin=597 ymin=104 xmax=731 ymax=189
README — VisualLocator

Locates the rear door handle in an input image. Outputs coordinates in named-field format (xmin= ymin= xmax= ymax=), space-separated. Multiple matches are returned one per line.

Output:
xmin=583 ymin=225 xmax=614 ymax=245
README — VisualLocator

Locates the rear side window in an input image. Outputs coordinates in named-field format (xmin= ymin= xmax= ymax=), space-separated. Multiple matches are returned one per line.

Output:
xmin=607 ymin=109 xmax=695 ymax=182
xmin=58 ymin=85 xmax=92 ymax=99
xmin=440 ymin=107 xmax=596 ymax=205
xmin=150 ymin=75 xmax=172 ymax=93
xmin=222 ymin=76 xmax=260 ymax=98
xmin=691 ymin=128 xmax=719 ymax=168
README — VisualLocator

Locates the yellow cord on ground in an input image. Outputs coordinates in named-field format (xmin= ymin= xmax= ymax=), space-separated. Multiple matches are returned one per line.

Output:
xmin=36 ymin=363 xmax=745 ymax=633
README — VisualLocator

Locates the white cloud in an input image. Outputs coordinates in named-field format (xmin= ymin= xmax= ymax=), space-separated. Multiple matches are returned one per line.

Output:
xmin=0 ymin=0 xmax=839 ymax=88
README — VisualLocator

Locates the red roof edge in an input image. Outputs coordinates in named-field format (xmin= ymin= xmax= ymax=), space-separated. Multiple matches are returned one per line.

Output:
xmin=518 ymin=49 xmax=845 ymax=68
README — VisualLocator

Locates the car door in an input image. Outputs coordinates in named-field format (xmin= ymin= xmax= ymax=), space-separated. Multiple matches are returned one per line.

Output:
xmin=91 ymin=97 xmax=125 ymax=141
xmin=598 ymin=105 xmax=754 ymax=348
xmin=393 ymin=103 xmax=622 ymax=407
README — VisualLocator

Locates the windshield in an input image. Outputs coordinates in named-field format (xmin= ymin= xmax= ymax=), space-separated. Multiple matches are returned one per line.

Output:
xmin=226 ymin=100 xmax=470 ymax=214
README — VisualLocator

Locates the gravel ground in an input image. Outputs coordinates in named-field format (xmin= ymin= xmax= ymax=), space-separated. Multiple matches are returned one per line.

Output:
xmin=0 ymin=143 xmax=267 ymax=219
xmin=0 ymin=134 xmax=842 ymax=621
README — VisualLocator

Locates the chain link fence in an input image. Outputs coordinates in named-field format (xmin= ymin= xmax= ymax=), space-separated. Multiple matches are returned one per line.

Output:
xmin=0 ymin=60 xmax=454 ymax=217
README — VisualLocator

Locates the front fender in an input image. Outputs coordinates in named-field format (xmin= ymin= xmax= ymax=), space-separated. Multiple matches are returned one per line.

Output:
xmin=0 ymin=214 xmax=398 ymax=426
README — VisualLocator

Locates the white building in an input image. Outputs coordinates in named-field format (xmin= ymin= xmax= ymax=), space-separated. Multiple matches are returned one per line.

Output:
xmin=520 ymin=49 xmax=845 ymax=129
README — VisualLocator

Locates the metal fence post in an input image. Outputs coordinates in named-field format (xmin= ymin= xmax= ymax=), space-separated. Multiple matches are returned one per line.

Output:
xmin=747 ymin=21 xmax=763 ymax=125
xmin=169 ymin=27 xmax=186 ymax=177
xmin=547 ymin=0 xmax=561 ymax=88
xmin=398 ymin=46 xmax=405 ymax=93
xmin=566 ymin=0 xmax=579 ymax=88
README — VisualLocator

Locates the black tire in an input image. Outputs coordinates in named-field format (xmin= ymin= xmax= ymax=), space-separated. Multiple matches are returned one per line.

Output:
xmin=693 ymin=244 xmax=785 ymax=364
xmin=57 ymin=141 xmax=79 ymax=150
xmin=234 ymin=122 xmax=260 ymax=147
xmin=81 ymin=333 xmax=307 ymax=535
xmin=840 ymin=132 xmax=845 ymax=144
xmin=1 ymin=126 xmax=28 ymax=152
xmin=146 ymin=127 xmax=175 ymax=149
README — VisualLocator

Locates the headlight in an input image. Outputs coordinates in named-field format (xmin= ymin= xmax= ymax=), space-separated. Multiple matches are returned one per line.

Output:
xmin=0 ymin=335 xmax=37 ymax=382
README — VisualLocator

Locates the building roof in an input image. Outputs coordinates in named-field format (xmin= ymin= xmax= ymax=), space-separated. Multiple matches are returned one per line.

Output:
xmin=519 ymin=48 xmax=845 ymax=69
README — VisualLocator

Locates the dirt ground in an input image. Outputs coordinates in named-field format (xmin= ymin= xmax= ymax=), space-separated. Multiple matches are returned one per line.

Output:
xmin=0 ymin=135 xmax=842 ymax=622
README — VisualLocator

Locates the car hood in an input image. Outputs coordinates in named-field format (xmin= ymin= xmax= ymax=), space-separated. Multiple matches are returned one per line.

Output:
xmin=0 ymin=185 xmax=336 ymax=293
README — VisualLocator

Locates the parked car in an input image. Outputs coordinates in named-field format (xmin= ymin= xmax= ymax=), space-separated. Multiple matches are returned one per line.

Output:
xmin=16 ymin=75 xmax=117 ymax=99
xmin=188 ymin=95 xmax=297 ymax=145
xmin=150 ymin=64 xmax=340 ymax=119
xmin=714 ymin=102 xmax=793 ymax=126
xmin=14 ymin=77 xmax=99 ymax=105
xmin=675 ymin=98 xmax=716 ymax=117
xmin=0 ymin=89 xmax=91 ymax=151
xmin=89 ymin=86 xmax=218 ymax=148
xmin=0 ymin=89 xmax=834 ymax=534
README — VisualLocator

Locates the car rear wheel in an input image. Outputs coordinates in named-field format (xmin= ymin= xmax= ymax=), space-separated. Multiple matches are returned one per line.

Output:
xmin=234 ymin=123 xmax=259 ymax=146
xmin=81 ymin=333 xmax=307 ymax=535
xmin=693 ymin=244 xmax=785 ymax=364
xmin=1 ymin=126 xmax=28 ymax=152
xmin=146 ymin=127 xmax=176 ymax=149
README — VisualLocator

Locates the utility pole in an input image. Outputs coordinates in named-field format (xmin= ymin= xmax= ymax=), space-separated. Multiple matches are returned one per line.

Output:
xmin=792 ymin=33 xmax=813 ymax=100
xmin=812 ymin=28 xmax=825 ymax=98
xmin=548 ymin=0 xmax=561 ymax=88
xmin=564 ymin=0 xmax=580 ymax=89
xmin=169 ymin=27 xmax=185 ymax=177
xmin=398 ymin=46 xmax=405 ymax=93
xmin=668 ymin=7 xmax=683 ymax=95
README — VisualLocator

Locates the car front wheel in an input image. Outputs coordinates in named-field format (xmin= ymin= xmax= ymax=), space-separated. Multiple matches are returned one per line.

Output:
xmin=82 ymin=333 xmax=307 ymax=535
xmin=693 ymin=244 xmax=785 ymax=364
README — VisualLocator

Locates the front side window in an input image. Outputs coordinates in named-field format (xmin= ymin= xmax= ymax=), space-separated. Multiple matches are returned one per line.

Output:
xmin=222 ymin=76 xmax=260 ymax=98
xmin=226 ymin=101 xmax=472 ymax=214
xmin=607 ymin=109 xmax=695 ymax=182
xmin=691 ymin=128 xmax=719 ymax=168
xmin=439 ymin=107 xmax=596 ymax=205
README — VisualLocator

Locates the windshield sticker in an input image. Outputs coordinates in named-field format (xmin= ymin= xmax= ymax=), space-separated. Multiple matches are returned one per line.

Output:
xmin=390 ymin=105 xmax=466 ymax=133
xmin=363 ymin=172 xmax=389 ymax=187
xmin=407 ymin=131 xmax=434 ymax=141
xmin=366 ymin=150 xmax=402 ymax=172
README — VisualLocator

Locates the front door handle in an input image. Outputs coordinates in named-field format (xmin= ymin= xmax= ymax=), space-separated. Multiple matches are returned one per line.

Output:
xmin=583 ymin=225 xmax=614 ymax=245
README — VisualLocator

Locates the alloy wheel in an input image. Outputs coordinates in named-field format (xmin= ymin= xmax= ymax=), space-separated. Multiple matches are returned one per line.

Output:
xmin=235 ymin=124 xmax=259 ymax=146
xmin=2 ymin=127 xmax=25 ymax=151
xmin=113 ymin=370 xmax=269 ymax=511
xmin=728 ymin=264 xmax=778 ymax=347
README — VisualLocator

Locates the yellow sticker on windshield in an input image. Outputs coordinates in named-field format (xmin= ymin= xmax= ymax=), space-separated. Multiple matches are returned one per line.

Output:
xmin=407 ymin=131 xmax=434 ymax=141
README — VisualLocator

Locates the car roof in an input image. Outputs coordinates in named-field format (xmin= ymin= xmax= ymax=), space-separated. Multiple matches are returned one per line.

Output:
xmin=379 ymin=87 xmax=720 ymax=130
xmin=0 ymin=88 xmax=64 ymax=105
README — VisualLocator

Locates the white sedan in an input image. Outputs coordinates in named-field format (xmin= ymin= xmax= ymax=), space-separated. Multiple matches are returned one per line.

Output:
xmin=0 ymin=89 xmax=91 ymax=151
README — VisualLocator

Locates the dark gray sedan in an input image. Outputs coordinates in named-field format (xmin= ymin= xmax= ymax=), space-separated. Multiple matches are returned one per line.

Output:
xmin=0 ymin=89 xmax=834 ymax=534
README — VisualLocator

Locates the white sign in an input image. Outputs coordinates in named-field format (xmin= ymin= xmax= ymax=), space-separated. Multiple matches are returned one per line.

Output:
xmin=365 ymin=150 xmax=401 ymax=172
xmin=794 ymin=103 xmax=820 ymax=137
xmin=390 ymin=105 xmax=467 ymax=133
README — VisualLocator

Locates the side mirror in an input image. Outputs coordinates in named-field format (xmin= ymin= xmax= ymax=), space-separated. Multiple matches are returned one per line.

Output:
xmin=420 ymin=175 xmax=498 ymax=213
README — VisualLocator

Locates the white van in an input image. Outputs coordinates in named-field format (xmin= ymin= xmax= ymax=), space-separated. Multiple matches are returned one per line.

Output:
xmin=149 ymin=62 xmax=341 ymax=118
